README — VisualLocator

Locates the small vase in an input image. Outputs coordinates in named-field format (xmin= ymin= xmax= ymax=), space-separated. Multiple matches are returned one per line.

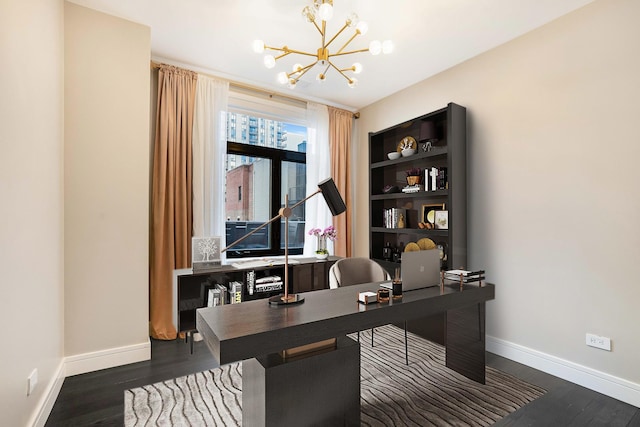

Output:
xmin=407 ymin=176 xmax=420 ymax=186
xmin=315 ymin=235 xmax=328 ymax=259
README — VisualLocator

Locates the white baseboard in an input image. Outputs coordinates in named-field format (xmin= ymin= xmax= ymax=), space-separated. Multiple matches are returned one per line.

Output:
xmin=65 ymin=339 xmax=151 ymax=377
xmin=29 ymin=360 xmax=66 ymax=427
xmin=487 ymin=335 xmax=640 ymax=408
xmin=30 ymin=340 xmax=151 ymax=426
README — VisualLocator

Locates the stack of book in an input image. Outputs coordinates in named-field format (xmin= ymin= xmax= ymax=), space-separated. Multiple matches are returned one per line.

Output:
xmin=444 ymin=269 xmax=485 ymax=284
xmin=425 ymin=167 xmax=448 ymax=191
xmin=206 ymin=283 xmax=228 ymax=307
xmin=255 ymin=275 xmax=283 ymax=293
xmin=383 ymin=208 xmax=407 ymax=228
xmin=401 ymin=185 xmax=422 ymax=193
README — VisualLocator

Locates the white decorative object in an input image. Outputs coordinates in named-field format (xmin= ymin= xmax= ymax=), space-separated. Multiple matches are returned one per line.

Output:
xmin=430 ymin=167 xmax=438 ymax=191
xmin=192 ymin=236 xmax=222 ymax=271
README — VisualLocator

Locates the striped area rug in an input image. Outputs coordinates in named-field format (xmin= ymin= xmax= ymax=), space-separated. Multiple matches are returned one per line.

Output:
xmin=125 ymin=325 xmax=545 ymax=426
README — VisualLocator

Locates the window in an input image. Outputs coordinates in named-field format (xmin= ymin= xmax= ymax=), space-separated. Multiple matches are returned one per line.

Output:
xmin=225 ymin=112 xmax=307 ymax=258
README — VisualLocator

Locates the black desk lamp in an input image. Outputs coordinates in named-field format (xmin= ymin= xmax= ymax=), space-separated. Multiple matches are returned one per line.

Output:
xmin=222 ymin=177 xmax=346 ymax=306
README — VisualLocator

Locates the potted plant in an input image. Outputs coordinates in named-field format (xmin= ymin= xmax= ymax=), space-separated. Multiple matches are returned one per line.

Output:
xmin=406 ymin=167 xmax=422 ymax=186
xmin=308 ymin=226 xmax=337 ymax=259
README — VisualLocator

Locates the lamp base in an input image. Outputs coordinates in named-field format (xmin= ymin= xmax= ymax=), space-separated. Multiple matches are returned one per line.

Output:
xmin=268 ymin=294 xmax=305 ymax=306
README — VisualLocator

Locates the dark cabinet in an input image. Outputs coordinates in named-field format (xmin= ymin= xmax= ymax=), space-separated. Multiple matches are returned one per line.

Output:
xmin=177 ymin=257 xmax=337 ymax=334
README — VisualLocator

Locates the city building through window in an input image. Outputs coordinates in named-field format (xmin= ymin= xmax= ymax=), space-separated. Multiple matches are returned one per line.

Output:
xmin=224 ymin=111 xmax=307 ymax=258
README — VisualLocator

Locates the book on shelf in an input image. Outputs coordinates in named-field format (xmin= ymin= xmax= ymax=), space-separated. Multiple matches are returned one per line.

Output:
xmin=255 ymin=281 xmax=283 ymax=293
xmin=401 ymin=185 xmax=422 ymax=193
xmin=424 ymin=166 xmax=448 ymax=191
xmin=383 ymin=207 xmax=406 ymax=228
xmin=229 ymin=281 xmax=243 ymax=304
xmin=256 ymin=275 xmax=282 ymax=284
xmin=215 ymin=283 xmax=227 ymax=304
xmin=246 ymin=270 xmax=256 ymax=295
xmin=437 ymin=167 xmax=448 ymax=190
xmin=207 ymin=288 xmax=221 ymax=307
xmin=254 ymin=275 xmax=283 ymax=293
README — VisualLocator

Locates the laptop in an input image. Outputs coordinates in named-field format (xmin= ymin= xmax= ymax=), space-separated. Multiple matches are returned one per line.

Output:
xmin=399 ymin=250 xmax=441 ymax=291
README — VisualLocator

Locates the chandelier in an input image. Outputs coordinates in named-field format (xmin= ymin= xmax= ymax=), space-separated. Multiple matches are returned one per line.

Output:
xmin=252 ymin=0 xmax=393 ymax=89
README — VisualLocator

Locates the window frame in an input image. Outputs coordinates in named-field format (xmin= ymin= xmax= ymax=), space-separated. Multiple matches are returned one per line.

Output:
xmin=226 ymin=141 xmax=306 ymax=258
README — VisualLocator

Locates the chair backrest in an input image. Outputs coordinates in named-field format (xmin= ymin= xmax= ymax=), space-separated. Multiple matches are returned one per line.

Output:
xmin=329 ymin=257 xmax=390 ymax=289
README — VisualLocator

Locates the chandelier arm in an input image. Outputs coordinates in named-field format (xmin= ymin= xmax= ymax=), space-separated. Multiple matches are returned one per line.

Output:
xmin=311 ymin=20 xmax=323 ymax=36
xmin=330 ymin=48 xmax=370 ymax=57
xmin=323 ymin=22 xmax=350 ymax=49
xmin=283 ymin=48 xmax=318 ymax=57
xmin=327 ymin=60 xmax=353 ymax=83
xmin=274 ymin=51 xmax=293 ymax=61
xmin=335 ymin=31 xmax=361 ymax=55
xmin=299 ymin=62 xmax=317 ymax=73
xmin=264 ymin=45 xmax=289 ymax=53
xmin=292 ymin=61 xmax=317 ymax=82
xmin=321 ymin=20 xmax=326 ymax=47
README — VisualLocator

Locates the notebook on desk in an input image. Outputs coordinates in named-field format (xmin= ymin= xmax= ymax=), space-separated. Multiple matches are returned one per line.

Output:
xmin=400 ymin=249 xmax=441 ymax=291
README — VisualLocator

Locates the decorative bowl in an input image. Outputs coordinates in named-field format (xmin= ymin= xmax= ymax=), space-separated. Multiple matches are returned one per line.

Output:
xmin=401 ymin=148 xmax=416 ymax=157
xmin=382 ymin=185 xmax=400 ymax=194
xmin=387 ymin=152 xmax=401 ymax=160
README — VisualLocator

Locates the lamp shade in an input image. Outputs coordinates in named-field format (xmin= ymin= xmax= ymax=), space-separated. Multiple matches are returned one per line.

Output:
xmin=419 ymin=121 xmax=436 ymax=142
xmin=318 ymin=178 xmax=346 ymax=216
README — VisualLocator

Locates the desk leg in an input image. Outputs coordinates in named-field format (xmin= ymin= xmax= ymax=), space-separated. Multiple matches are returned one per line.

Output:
xmin=242 ymin=336 xmax=360 ymax=427
xmin=446 ymin=302 xmax=486 ymax=384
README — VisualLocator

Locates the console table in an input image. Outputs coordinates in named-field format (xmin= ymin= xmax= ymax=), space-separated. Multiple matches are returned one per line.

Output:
xmin=177 ymin=257 xmax=338 ymax=334
xmin=197 ymin=281 xmax=495 ymax=426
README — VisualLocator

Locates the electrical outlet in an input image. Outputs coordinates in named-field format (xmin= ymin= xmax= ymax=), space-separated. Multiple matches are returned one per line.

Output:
xmin=586 ymin=333 xmax=611 ymax=351
xmin=27 ymin=369 xmax=38 ymax=396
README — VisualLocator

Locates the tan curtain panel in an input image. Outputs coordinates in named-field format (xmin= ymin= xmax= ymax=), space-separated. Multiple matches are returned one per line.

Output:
xmin=328 ymin=107 xmax=353 ymax=257
xmin=150 ymin=65 xmax=197 ymax=340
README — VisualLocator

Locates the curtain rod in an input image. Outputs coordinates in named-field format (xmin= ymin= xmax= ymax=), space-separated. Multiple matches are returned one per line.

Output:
xmin=150 ymin=60 xmax=358 ymax=118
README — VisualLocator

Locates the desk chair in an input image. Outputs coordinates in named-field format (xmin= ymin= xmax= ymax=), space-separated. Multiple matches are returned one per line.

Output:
xmin=329 ymin=257 xmax=409 ymax=365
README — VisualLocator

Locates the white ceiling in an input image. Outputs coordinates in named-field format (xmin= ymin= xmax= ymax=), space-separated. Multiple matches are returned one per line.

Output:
xmin=70 ymin=0 xmax=594 ymax=111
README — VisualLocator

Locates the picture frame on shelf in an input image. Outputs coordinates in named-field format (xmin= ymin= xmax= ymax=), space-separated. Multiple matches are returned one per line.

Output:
xmin=434 ymin=210 xmax=449 ymax=229
xmin=421 ymin=203 xmax=446 ymax=225
xmin=192 ymin=236 xmax=222 ymax=271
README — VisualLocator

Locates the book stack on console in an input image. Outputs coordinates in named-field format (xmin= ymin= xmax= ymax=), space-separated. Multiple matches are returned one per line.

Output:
xmin=444 ymin=269 xmax=485 ymax=285
xmin=255 ymin=276 xmax=283 ymax=293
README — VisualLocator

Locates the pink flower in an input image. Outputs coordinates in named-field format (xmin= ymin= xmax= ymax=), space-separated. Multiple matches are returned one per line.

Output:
xmin=323 ymin=226 xmax=337 ymax=241
xmin=308 ymin=226 xmax=337 ymax=241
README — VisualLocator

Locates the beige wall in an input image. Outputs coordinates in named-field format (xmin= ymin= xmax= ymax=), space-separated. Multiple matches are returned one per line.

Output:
xmin=0 ymin=0 xmax=65 ymax=425
xmin=64 ymin=3 xmax=150 ymax=362
xmin=357 ymin=0 xmax=640 ymax=398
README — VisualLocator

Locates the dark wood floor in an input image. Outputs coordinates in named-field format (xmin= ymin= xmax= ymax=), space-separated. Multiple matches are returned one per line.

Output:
xmin=46 ymin=337 xmax=640 ymax=426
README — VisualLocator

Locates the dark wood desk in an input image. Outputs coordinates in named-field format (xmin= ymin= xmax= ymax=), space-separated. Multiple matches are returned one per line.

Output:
xmin=196 ymin=282 xmax=495 ymax=426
